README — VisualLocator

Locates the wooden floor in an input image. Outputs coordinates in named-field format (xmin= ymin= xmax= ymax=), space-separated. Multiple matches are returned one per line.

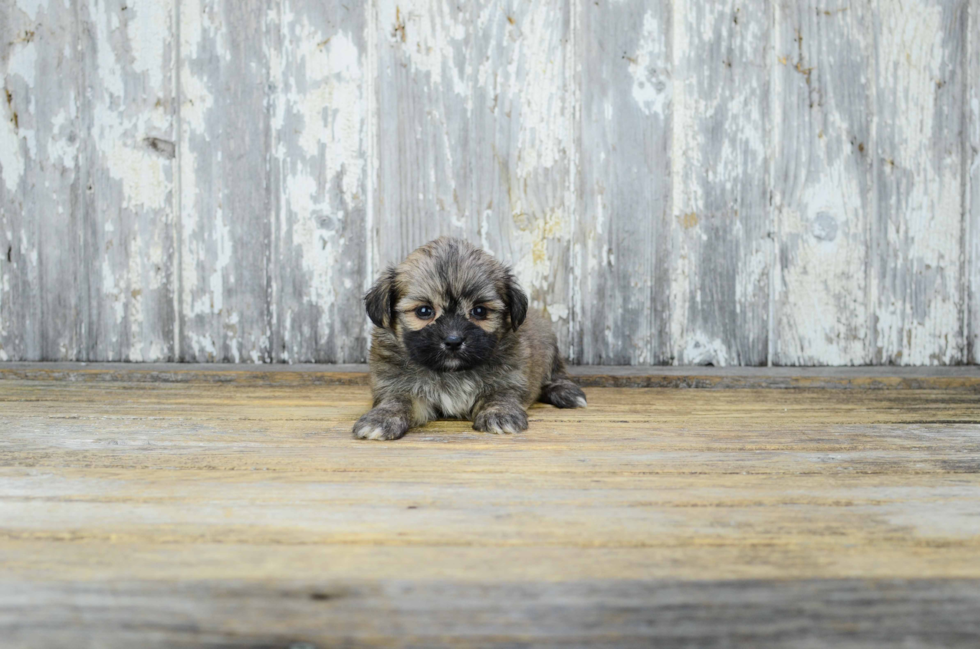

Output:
xmin=2 ymin=368 xmax=980 ymax=647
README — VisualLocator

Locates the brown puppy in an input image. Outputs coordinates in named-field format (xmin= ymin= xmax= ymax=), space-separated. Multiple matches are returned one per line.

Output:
xmin=353 ymin=237 xmax=586 ymax=440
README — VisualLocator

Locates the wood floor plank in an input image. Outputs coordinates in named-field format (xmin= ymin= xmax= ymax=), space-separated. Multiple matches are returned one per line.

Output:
xmin=3 ymin=578 xmax=980 ymax=649
xmin=1 ymin=379 xmax=979 ymax=645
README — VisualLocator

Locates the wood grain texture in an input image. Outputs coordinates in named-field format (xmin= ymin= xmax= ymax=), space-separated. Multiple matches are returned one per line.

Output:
xmin=373 ymin=0 xmax=573 ymax=352
xmin=1 ymin=378 xmax=980 ymax=645
xmin=178 ymin=0 xmax=274 ymax=362
xmin=4 ymin=579 xmax=980 ymax=648
xmin=78 ymin=0 xmax=178 ymax=362
xmin=873 ymin=0 xmax=968 ymax=365
xmin=0 ymin=0 xmax=82 ymax=361
xmin=670 ymin=0 xmax=771 ymax=366
xmin=373 ymin=0 xmax=479 ymax=262
xmin=273 ymin=0 xmax=369 ymax=363
xmin=470 ymin=0 xmax=574 ymax=354
xmin=574 ymin=0 xmax=670 ymax=364
xmin=771 ymin=0 xmax=874 ymax=365
xmin=969 ymin=0 xmax=980 ymax=363
xmin=7 ymin=361 xmax=980 ymax=391
xmin=1 ymin=0 xmax=978 ymax=366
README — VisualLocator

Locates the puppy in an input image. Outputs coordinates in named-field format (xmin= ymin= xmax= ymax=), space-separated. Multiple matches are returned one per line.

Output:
xmin=353 ymin=237 xmax=587 ymax=441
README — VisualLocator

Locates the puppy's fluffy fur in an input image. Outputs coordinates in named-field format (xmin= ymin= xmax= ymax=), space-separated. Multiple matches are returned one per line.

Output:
xmin=353 ymin=237 xmax=586 ymax=441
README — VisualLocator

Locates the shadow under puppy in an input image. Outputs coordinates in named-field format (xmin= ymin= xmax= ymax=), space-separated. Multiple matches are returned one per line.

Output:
xmin=354 ymin=237 xmax=586 ymax=441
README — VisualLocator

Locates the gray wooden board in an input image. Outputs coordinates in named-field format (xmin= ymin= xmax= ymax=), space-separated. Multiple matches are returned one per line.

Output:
xmin=771 ymin=0 xmax=874 ymax=366
xmin=872 ymin=0 xmax=968 ymax=365
xmin=372 ymin=0 xmax=574 ymax=353
xmin=373 ymin=0 xmax=480 ymax=262
xmin=2 ymin=579 xmax=979 ymax=648
xmin=670 ymin=0 xmax=770 ymax=366
xmin=6 ymin=362 xmax=980 ymax=391
xmin=273 ymin=0 xmax=369 ymax=364
xmin=1 ymin=0 xmax=978 ymax=366
xmin=178 ymin=0 xmax=275 ymax=363
xmin=574 ymin=0 xmax=670 ymax=365
xmin=969 ymin=0 xmax=980 ymax=363
xmin=78 ymin=0 xmax=178 ymax=362
xmin=469 ymin=0 xmax=574 ymax=355
xmin=1 ymin=0 xmax=82 ymax=361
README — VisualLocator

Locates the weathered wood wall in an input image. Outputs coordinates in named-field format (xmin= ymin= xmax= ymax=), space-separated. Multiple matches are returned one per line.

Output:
xmin=0 ymin=0 xmax=976 ymax=365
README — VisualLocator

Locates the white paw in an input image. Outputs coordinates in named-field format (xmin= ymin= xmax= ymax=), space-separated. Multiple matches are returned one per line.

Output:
xmin=352 ymin=410 xmax=409 ymax=441
xmin=482 ymin=420 xmax=519 ymax=435
xmin=355 ymin=424 xmax=387 ymax=440
xmin=473 ymin=408 xmax=528 ymax=435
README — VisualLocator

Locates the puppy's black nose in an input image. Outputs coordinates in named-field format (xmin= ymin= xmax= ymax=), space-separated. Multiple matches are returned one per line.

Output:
xmin=443 ymin=333 xmax=464 ymax=350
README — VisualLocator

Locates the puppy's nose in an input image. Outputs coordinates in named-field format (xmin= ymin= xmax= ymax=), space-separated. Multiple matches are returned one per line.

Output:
xmin=443 ymin=333 xmax=464 ymax=350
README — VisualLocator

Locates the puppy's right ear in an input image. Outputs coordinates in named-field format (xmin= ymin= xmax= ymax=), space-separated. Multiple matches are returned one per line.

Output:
xmin=365 ymin=266 xmax=398 ymax=328
xmin=504 ymin=273 xmax=528 ymax=331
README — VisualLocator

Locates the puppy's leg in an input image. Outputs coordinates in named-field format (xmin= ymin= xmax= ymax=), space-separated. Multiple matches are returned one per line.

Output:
xmin=472 ymin=395 xmax=528 ymax=435
xmin=353 ymin=399 xmax=413 ymax=441
xmin=539 ymin=352 xmax=587 ymax=409
xmin=539 ymin=379 xmax=587 ymax=408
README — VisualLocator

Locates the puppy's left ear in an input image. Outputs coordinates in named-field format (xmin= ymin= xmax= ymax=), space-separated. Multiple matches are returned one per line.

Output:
xmin=365 ymin=266 xmax=398 ymax=328
xmin=504 ymin=274 xmax=528 ymax=331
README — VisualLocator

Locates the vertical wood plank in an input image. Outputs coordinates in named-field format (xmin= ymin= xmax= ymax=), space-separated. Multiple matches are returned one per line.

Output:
xmin=469 ymin=0 xmax=573 ymax=354
xmin=873 ymin=0 xmax=967 ymax=365
xmin=77 ymin=0 xmax=177 ymax=361
xmin=373 ymin=0 xmax=478 ymax=267
xmin=573 ymin=0 xmax=670 ymax=364
xmin=0 ymin=0 xmax=81 ymax=361
xmin=968 ymin=0 xmax=979 ymax=363
xmin=771 ymin=1 xmax=874 ymax=365
xmin=178 ymin=0 xmax=274 ymax=362
xmin=274 ymin=1 xmax=369 ymax=363
xmin=669 ymin=0 xmax=771 ymax=366
xmin=373 ymin=0 xmax=573 ymax=354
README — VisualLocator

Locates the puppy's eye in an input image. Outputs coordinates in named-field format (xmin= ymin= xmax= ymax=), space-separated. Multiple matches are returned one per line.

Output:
xmin=415 ymin=305 xmax=434 ymax=320
xmin=470 ymin=306 xmax=488 ymax=320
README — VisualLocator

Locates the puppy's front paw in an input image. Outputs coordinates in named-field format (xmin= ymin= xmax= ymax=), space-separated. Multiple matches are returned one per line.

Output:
xmin=473 ymin=406 xmax=528 ymax=435
xmin=353 ymin=409 xmax=409 ymax=441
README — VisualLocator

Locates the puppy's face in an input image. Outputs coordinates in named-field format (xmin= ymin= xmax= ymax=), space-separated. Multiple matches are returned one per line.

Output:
xmin=365 ymin=238 xmax=528 ymax=372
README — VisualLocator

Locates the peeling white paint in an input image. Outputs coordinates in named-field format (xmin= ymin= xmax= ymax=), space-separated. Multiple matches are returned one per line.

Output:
xmin=682 ymin=332 xmax=730 ymax=367
xmin=547 ymin=303 xmax=569 ymax=323
xmin=102 ymin=141 xmax=169 ymax=211
xmin=668 ymin=0 xmax=770 ymax=365
xmin=179 ymin=0 xmax=217 ymax=132
xmin=774 ymin=160 xmax=869 ymax=365
xmin=46 ymin=107 xmax=78 ymax=170
xmin=207 ymin=206 xmax=231 ymax=316
xmin=511 ymin=2 xmax=567 ymax=178
xmin=127 ymin=1 xmax=169 ymax=93
xmin=277 ymin=7 xmax=367 ymax=361
xmin=14 ymin=0 xmax=46 ymax=21
xmin=874 ymin=0 xmax=961 ymax=364
xmin=628 ymin=10 xmax=669 ymax=117
xmin=178 ymin=0 xmax=220 ymax=358
xmin=81 ymin=0 xmax=176 ymax=362
xmin=379 ymin=0 xmax=468 ymax=95
xmin=2 ymin=0 xmax=977 ymax=366
xmin=0 ymin=101 xmax=24 ymax=193
xmin=7 ymin=31 xmax=38 ymax=86
xmin=1 ymin=38 xmax=38 ymax=193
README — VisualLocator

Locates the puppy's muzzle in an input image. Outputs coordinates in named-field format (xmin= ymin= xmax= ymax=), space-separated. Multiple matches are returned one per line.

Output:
xmin=442 ymin=332 xmax=464 ymax=351
xmin=438 ymin=315 xmax=468 ymax=352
